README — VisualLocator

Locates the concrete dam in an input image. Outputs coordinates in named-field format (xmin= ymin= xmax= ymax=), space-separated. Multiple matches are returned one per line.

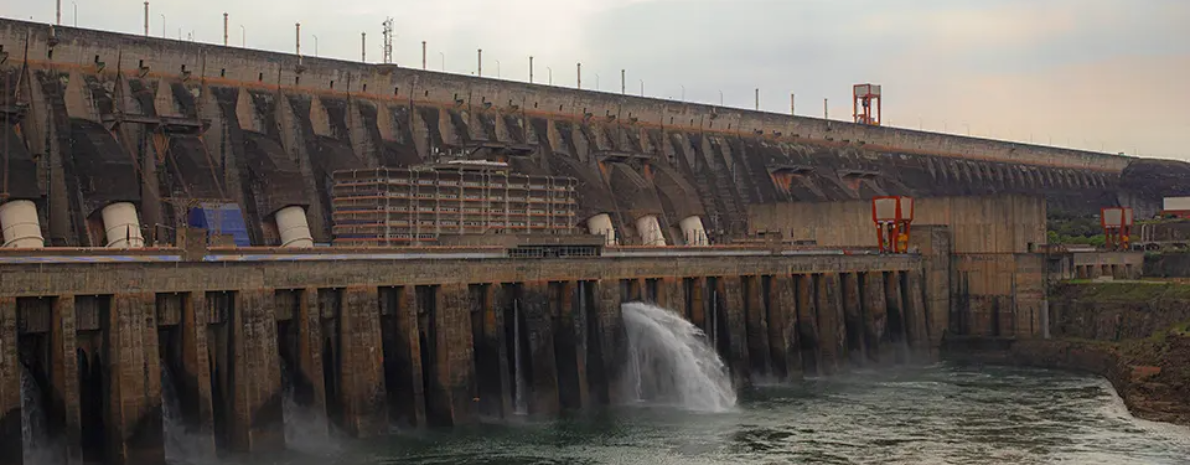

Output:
xmin=0 ymin=18 xmax=1184 ymax=465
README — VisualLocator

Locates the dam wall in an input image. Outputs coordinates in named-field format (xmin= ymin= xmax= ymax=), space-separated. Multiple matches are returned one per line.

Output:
xmin=750 ymin=194 xmax=1050 ymax=340
xmin=0 ymin=247 xmax=926 ymax=464
xmin=4 ymin=19 xmax=1181 ymax=248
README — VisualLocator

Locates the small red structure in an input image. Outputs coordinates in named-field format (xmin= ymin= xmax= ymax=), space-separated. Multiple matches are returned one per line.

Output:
xmin=872 ymin=196 xmax=913 ymax=253
xmin=1100 ymin=207 xmax=1134 ymax=251
xmin=853 ymin=84 xmax=882 ymax=126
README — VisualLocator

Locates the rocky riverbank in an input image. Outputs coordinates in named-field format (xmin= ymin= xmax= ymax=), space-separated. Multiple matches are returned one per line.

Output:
xmin=945 ymin=282 xmax=1190 ymax=427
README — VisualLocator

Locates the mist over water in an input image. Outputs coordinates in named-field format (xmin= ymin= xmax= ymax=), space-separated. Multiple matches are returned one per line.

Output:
xmin=161 ymin=367 xmax=217 ymax=465
xmin=621 ymin=302 xmax=736 ymax=412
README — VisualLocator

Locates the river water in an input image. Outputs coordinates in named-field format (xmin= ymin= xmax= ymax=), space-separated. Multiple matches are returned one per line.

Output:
xmin=208 ymin=364 xmax=1189 ymax=465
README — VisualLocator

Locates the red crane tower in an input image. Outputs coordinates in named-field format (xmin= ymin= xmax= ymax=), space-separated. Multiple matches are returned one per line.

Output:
xmin=853 ymin=84 xmax=882 ymax=126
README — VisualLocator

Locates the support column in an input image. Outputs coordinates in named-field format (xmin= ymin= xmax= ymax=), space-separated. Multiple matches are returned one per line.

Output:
xmin=337 ymin=286 xmax=388 ymax=436
xmin=904 ymin=271 xmax=930 ymax=358
xmin=658 ymin=278 xmax=685 ymax=311
xmin=179 ymin=293 xmax=216 ymax=458
xmin=743 ymin=276 xmax=771 ymax=379
xmin=841 ymin=274 xmax=866 ymax=366
xmin=433 ymin=284 xmax=476 ymax=426
xmin=861 ymin=273 xmax=887 ymax=364
xmin=229 ymin=290 xmax=283 ymax=452
xmin=475 ymin=284 xmax=511 ymax=418
xmin=554 ymin=282 xmax=589 ymax=410
xmin=815 ymin=274 xmax=846 ymax=375
xmin=767 ymin=275 xmax=800 ymax=380
xmin=382 ymin=287 xmax=425 ymax=427
xmin=105 ymin=293 xmax=164 ymax=465
xmin=884 ymin=272 xmax=908 ymax=363
xmin=52 ymin=295 xmax=83 ymax=465
xmin=795 ymin=275 xmax=821 ymax=376
xmin=291 ymin=289 xmax=326 ymax=437
xmin=688 ymin=278 xmax=706 ymax=329
xmin=0 ymin=298 xmax=19 ymax=465
xmin=721 ymin=276 xmax=750 ymax=385
xmin=592 ymin=279 xmax=623 ymax=404
xmin=521 ymin=282 xmax=559 ymax=416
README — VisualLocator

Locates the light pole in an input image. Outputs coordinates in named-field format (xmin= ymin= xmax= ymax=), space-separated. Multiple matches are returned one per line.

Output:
xmin=547 ymin=67 xmax=552 ymax=85
xmin=621 ymin=69 xmax=625 ymax=94
xmin=529 ymin=56 xmax=534 ymax=83
xmin=595 ymin=74 xmax=599 ymax=90
xmin=439 ymin=52 xmax=445 ymax=71
xmin=680 ymin=85 xmax=685 ymax=101
xmin=313 ymin=35 xmax=318 ymax=57
xmin=639 ymin=79 xmax=644 ymax=97
xmin=496 ymin=60 xmax=501 ymax=78
xmin=160 ymin=14 xmax=165 ymax=38
xmin=964 ymin=123 xmax=971 ymax=136
xmin=719 ymin=90 xmax=723 ymax=106
xmin=72 ymin=2 xmax=76 ymax=26
xmin=240 ymin=25 xmax=245 ymax=47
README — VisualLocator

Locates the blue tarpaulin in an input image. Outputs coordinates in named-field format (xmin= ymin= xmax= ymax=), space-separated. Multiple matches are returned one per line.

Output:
xmin=187 ymin=203 xmax=251 ymax=247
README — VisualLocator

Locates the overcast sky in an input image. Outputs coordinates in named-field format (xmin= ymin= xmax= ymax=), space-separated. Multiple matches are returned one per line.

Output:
xmin=7 ymin=0 xmax=1189 ymax=160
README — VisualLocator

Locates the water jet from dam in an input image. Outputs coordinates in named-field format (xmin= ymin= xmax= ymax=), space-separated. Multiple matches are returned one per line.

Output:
xmin=621 ymin=302 xmax=736 ymax=413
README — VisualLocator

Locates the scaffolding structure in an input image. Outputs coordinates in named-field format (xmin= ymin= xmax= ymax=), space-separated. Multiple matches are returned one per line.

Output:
xmin=331 ymin=164 xmax=578 ymax=246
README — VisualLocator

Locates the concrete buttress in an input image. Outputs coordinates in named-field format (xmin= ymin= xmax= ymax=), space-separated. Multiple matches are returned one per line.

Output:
xmin=721 ymin=276 xmax=750 ymax=385
xmin=0 ymin=298 xmax=18 ymax=465
xmin=743 ymin=276 xmax=772 ymax=379
xmin=593 ymin=280 xmax=623 ymax=404
xmin=52 ymin=295 xmax=84 ymax=464
xmin=884 ymin=272 xmax=909 ymax=363
xmin=861 ymin=273 xmax=888 ymax=365
xmin=841 ymin=273 xmax=866 ymax=367
xmin=229 ymin=290 xmax=283 ymax=452
xmin=380 ymin=287 xmax=426 ymax=427
xmin=104 ymin=293 xmax=164 ymax=465
xmin=433 ymin=284 xmax=477 ymax=426
xmin=795 ymin=275 xmax=822 ymax=376
xmin=554 ymin=281 xmax=590 ymax=410
xmin=337 ymin=286 xmax=388 ymax=436
xmin=815 ymin=274 xmax=847 ymax=374
xmin=475 ymin=284 xmax=512 ymax=418
xmin=766 ymin=275 xmax=801 ymax=380
xmin=904 ymin=271 xmax=931 ymax=358
xmin=520 ymin=282 xmax=560 ymax=416
xmin=179 ymin=293 xmax=216 ymax=458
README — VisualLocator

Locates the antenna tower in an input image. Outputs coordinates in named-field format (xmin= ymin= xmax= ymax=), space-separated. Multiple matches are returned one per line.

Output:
xmin=381 ymin=17 xmax=394 ymax=64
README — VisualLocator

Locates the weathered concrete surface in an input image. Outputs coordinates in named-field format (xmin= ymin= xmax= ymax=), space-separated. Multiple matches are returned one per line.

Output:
xmin=229 ymin=290 xmax=283 ymax=452
xmin=815 ymin=274 xmax=846 ymax=374
xmin=336 ymin=286 xmax=388 ymax=435
xmin=0 ymin=298 xmax=19 ymax=465
xmin=6 ymin=19 xmax=1182 ymax=248
xmin=795 ymin=275 xmax=822 ymax=375
xmin=105 ymin=293 xmax=164 ymax=465
xmin=379 ymin=286 xmax=426 ymax=427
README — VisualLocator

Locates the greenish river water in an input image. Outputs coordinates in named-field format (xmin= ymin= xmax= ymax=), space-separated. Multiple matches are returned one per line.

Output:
xmin=228 ymin=365 xmax=1190 ymax=465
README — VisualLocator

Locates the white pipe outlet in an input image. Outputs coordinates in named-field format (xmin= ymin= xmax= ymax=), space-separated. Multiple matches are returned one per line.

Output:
xmin=276 ymin=206 xmax=314 ymax=248
xmin=679 ymin=215 xmax=708 ymax=246
xmin=636 ymin=215 xmax=666 ymax=247
xmin=586 ymin=213 xmax=617 ymax=246
xmin=0 ymin=200 xmax=45 ymax=248
xmin=102 ymin=202 xmax=145 ymax=248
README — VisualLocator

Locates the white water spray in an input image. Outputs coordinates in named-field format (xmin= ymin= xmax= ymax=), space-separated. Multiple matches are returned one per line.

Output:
xmin=279 ymin=362 xmax=337 ymax=454
xmin=512 ymin=299 xmax=528 ymax=415
xmin=161 ymin=366 xmax=216 ymax=465
xmin=621 ymin=302 xmax=737 ymax=413
xmin=21 ymin=364 xmax=59 ymax=465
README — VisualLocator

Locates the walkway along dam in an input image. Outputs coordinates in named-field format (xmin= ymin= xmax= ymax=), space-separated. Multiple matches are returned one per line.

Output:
xmin=0 ymin=18 xmax=1182 ymax=465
